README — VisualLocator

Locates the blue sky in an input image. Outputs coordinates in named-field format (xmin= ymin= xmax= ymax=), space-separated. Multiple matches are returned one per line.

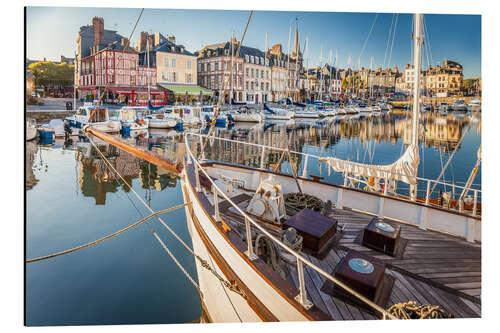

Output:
xmin=26 ymin=7 xmax=481 ymax=78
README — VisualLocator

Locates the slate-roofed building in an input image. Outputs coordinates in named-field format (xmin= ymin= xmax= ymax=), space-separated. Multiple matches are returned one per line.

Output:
xmin=76 ymin=17 xmax=161 ymax=105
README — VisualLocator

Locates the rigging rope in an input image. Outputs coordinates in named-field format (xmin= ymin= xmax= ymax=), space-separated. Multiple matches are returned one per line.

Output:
xmin=387 ymin=14 xmax=399 ymax=68
xmin=84 ymin=132 xmax=247 ymax=300
xmin=26 ymin=203 xmax=190 ymax=263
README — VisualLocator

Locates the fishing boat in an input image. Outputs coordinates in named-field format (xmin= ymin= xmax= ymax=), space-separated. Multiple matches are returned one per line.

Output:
xmin=65 ymin=104 xmax=121 ymax=133
xmin=26 ymin=118 xmax=37 ymax=141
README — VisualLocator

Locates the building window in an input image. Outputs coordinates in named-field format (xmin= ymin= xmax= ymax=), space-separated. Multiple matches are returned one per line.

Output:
xmin=245 ymin=55 xmax=249 ymax=63
xmin=245 ymin=68 xmax=249 ymax=77
xmin=251 ymin=82 xmax=254 ymax=91
xmin=172 ymin=58 xmax=176 ymax=67
xmin=131 ymin=75 xmax=136 ymax=85
xmin=108 ymin=74 xmax=114 ymax=83
xmin=186 ymin=73 xmax=192 ymax=83
xmin=261 ymin=70 xmax=264 ymax=79
xmin=215 ymin=62 xmax=219 ymax=71
xmin=172 ymin=72 xmax=177 ymax=82
xmin=251 ymin=68 xmax=254 ymax=78
xmin=165 ymin=56 xmax=169 ymax=67
xmin=245 ymin=81 xmax=249 ymax=90
xmin=187 ymin=60 xmax=192 ymax=69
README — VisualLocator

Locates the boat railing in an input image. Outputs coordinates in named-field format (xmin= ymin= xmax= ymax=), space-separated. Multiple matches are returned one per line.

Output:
xmin=187 ymin=133 xmax=481 ymax=218
xmin=184 ymin=132 xmax=396 ymax=320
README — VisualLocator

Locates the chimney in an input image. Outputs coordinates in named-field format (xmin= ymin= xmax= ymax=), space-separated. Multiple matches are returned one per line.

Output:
xmin=92 ymin=17 xmax=104 ymax=46
xmin=121 ymin=37 xmax=129 ymax=49
xmin=167 ymin=35 xmax=176 ymax=44
xmin=138 ymin=32 xmax=149 ymax=51
xmin=271 ymin=44 xmax=282 ymax=55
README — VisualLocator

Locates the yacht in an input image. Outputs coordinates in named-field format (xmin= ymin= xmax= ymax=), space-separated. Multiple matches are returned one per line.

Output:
xmin=65 ymin=104 xmax=121 ymax=133
xmin=452 ymin=100 xmax=468 ymax=112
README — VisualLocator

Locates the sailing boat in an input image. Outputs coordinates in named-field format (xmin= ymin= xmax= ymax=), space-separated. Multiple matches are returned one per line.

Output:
xmin=178 ymin=13 xmax=482 ymax=322
xmin=80 ymin=13 xmax=481 ymax=323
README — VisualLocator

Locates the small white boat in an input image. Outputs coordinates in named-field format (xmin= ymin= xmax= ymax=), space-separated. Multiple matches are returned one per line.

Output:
xmin=165 ymin=106 xmax=202 ymax=126
xmin=452 ymin=100 xmax=468 ymax=112
xmin=112 ymin=106 xmax=149 ymax=131
xmin=227 ymin=106 xmax=264 ymax=122
xmin=38 ymin=119 xmax=65 ymax=138
xmin=263 ymin=104 xmax=294 ymax=120
xmin=201 ymin=105 xmax=228 ymax=126
xmin=26 ymin=119 xmax=37 ymax=141
xmin=469 ymin=99 xmax=481 ymax=112
xmin=65 ymin=104 xmax=121 ymax=133
xmin=293 ymin=107 xmax=320 ymax=119
xmin=146 ymin=112 xmax=179 ymax=129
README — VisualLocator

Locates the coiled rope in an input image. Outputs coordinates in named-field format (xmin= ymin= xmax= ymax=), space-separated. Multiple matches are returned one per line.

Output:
xmin=387 ymin=301 xmax=453 ymax=319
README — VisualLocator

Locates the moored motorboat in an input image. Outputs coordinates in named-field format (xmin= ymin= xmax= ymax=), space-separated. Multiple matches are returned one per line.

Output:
xmin=65 ymin=104 xmax=121 ymax=133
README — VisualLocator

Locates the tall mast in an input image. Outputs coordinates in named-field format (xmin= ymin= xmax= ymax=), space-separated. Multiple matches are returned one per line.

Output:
xmin=230 ymin=29 xmax=234 ymax=101
xmin=304 ymin=36 xmax=310 ymax=101
xmin=286 ymin=24 xmax=292 ymax=100
xmin=410 ymin=13 xmax=423 ymax=201
xmin=319 ymin=46 xmax=323 ymax=100
xmin=147 ymin=37 xmax=151 ymax=101
xmin=328 ymin=49 xmax=333 ymax=99
xmin=265 ymin=31 xmax=268 ymax=102
xmin=370 ymin=56 xmax=374 ymax=99
xmin=412 ymin=14 xmax=423 ymax=147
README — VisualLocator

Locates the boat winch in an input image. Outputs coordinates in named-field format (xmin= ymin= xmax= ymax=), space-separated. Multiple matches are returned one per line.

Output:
xmin=245 ymin=175 xmax=286 ymax=225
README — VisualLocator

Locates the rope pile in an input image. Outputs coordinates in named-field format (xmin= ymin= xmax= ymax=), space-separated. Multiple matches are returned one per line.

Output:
xmin=284 ymin=193 xmax=324 ymax=212
xmin=387 ymin=301 xmax=453 ymax=319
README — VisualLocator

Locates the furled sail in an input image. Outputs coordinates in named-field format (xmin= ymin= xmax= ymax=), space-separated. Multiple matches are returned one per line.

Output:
xmin=323 ymin=144 xmax=420 ymax=185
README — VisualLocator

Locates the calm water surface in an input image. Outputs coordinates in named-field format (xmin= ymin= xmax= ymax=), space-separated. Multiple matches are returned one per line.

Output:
xmin=26 ymin=111 xmax=481 ymax=326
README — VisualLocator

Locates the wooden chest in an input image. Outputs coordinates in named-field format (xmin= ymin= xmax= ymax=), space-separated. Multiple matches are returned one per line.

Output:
xmin=283 ymin=208 xmax=337 ymax=253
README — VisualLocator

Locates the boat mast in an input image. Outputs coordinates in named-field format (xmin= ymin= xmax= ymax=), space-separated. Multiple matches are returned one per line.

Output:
xmin=265 ymin=31 xmax=268 ymax=103
xmin=304 ymin=36 xmax=310 ymax=102
xmin=230 ymin=29 xmax=234 ymax=102
xmin=286 ymin=24 xmax=292 ymax=102
xmin=147 ymin=37 xmax=151 ymax=102
xmin=410 ymin=13 xmax=423 ymax=201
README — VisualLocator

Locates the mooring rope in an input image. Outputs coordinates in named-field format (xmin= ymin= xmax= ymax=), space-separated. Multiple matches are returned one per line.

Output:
xmin=84 ymin=133 xmax=247 ymax=300
xmin=26 ymin=203 xmax=190 ymax=263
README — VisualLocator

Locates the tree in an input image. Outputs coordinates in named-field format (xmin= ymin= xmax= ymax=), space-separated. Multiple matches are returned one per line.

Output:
xmin=28 ymin=61 xmax=75 ymax=91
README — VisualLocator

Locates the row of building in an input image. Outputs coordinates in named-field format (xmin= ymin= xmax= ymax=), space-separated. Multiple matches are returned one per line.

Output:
xmin=73 ymin=16 xmax=467 ymax=105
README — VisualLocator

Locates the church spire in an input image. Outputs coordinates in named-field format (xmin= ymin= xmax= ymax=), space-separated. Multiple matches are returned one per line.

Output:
xmin=292 ymin=17 xmax=300 ymax=60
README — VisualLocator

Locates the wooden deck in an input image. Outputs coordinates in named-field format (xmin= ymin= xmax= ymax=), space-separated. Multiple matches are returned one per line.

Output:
xmin=193 ymin=164 xmax=481 ymax=320
xmin=219 ymin=199 xmax=481 ymax=320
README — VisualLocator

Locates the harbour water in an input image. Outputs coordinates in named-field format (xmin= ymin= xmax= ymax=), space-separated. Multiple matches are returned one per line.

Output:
xmin=26 ymin=111 xmax=481 ymax=325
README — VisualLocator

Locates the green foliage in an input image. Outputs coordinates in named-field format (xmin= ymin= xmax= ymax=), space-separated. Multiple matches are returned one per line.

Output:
xmin=28 ymin=61 xmax=75 ymax=88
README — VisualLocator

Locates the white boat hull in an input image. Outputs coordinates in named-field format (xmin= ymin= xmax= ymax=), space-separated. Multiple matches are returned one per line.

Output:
xmin=148 ymin=119 xmax=178 ymax=129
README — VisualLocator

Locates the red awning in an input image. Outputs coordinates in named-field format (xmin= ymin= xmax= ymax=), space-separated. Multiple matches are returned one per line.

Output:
xmin=108 ymin=86 xmax=164 ymax=95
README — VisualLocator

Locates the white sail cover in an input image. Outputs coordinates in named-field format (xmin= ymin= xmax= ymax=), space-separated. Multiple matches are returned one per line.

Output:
xmin=325 ymin=144 xmax=420 ymax=185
